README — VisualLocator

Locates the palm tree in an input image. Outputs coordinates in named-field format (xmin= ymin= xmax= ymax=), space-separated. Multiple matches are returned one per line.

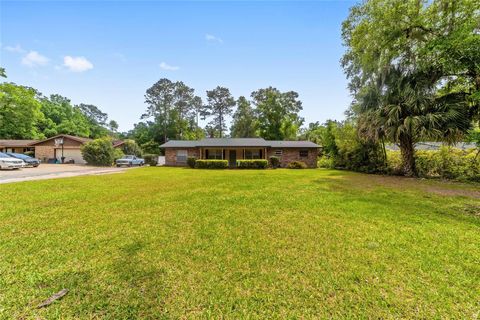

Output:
xmin=355 ymin=66 xmax=470 ymax=176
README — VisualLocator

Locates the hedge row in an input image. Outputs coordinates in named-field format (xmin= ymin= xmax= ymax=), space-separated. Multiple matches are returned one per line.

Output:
xmin=195 ymin=159 xmax=229 ymax=169
xmin=236 ymin=159 xmax=268 ymax=169
xmin=387 ymin=148 xmax=479 ymax=181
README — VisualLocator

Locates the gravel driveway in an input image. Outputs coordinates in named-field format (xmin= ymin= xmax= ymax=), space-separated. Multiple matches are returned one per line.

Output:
xmin=0 ymin=164 xmax=131 ymax=184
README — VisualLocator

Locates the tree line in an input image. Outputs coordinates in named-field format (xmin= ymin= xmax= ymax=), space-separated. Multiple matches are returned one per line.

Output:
xmin=333 ymin=0 xmax=479 ymax=176
xmin=127 ymin=79 xmax=305 ymax=153
xmin=0 ymin=69 xmax=119 ymax=140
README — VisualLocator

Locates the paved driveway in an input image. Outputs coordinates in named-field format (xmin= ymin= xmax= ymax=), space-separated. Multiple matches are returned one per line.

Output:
xmin=0 ymin=164 xmax=131 ymax=184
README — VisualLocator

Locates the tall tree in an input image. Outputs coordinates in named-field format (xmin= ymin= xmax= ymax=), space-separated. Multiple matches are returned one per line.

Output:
xmin=251 ymin=87 xmax=304 ymax=140
xmin=144 ymin=79 xmax=200 ymax=142
xmin=230 ymin=96 xmax=258 ymax=138
xmin=0 ymin=83 xmax=43 ymax=139
xmin=204 ymin=86 xmax=236 ymax=138
xmin=77 ymin=103 xmax=110 ymax=138
xmin=0 ymin=67 xmax=6 ymax=78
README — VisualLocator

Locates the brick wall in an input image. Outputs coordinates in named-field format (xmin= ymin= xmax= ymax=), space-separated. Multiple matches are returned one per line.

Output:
xmin=35 ymin=146 xmax=55 ymax=162
xmin=267 ymin=148 xmax=318 ymax=168
xmin=165 ymin=148 xmax=199 ymax=166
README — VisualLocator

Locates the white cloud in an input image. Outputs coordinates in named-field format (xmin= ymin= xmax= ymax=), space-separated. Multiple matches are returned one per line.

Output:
xmin=21 ymin=51 xmax=49 ymax=67
xmin=205 ymin=33 xmax=223 ymax=43
xmin=5 ymin=44 xmax=26 ymax=53
xmin=63 ymin=56 xmax=93 ymax=72
xmin=159 ymin=62 xmax=179 ymax=71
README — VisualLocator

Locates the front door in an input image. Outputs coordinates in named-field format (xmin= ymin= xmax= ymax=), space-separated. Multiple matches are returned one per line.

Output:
xmin=229 ymin=150 xmax=237 ymax=167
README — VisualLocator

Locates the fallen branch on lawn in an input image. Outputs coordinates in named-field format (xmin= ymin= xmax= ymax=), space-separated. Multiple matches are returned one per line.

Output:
xmin=37 ymin=289 xmax=69 ymax=309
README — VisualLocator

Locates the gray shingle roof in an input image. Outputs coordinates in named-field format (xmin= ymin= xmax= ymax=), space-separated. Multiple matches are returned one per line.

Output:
xmin=160 ymin=138 xmax=320 ymax=148
xmin=160 ymin=140 xmax=198 ymax=148
xmin=269 ymin=140 xmax=320 ymax=148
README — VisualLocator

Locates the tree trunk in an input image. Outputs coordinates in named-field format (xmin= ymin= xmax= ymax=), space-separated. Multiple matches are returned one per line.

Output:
xmin=399 ymin=135 xmax=416 ymax=177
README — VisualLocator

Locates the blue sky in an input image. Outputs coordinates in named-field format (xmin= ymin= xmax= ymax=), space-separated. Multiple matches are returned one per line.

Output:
xmin=1 ymin=1 xmax=355 ymax=131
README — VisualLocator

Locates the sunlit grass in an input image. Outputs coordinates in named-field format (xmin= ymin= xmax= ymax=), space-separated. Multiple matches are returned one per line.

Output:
xmin=0 ymin=167 xmax=478 ymax=319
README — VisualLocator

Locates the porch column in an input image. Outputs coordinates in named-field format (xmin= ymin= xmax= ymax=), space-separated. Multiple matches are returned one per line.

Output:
xmin=222 ymin=148 xmax=224 ymax=160
xmin=243 ymin=149 xmax=245 ymax=159
xmin=264 ymin=148 xmax=267 ymax=159
xmin=199 ymin=148 xmax=202 ymax=159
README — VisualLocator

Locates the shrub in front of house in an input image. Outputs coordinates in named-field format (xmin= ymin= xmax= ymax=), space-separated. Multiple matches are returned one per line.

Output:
xmin=269 ymin=156 xmax=280 ymax=168
xmin=187 ymin=157 xmax=196 ymax=168
xmin=81 ymin=138 xmax=116 ymax=166
xmin=287 ymin=161 xmax=307 ymax=169
xmin=195 ymin=159 xmax=228 ymax=169
xmin=143 ymin=154 xmax=159 ymax=166
xmin=237 ymin=159 xmax=268 ymax=169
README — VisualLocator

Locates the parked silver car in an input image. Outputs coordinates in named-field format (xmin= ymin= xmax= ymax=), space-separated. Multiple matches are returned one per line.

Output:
xmin=0 ymin=152 xmax=24 ymax=170
xmin=116 ymin=155 xmax=144 ymax=167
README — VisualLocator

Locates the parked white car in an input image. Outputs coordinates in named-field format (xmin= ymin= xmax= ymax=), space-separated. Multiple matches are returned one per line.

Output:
xmin=0 ymin=152 xmax=24 ymax=170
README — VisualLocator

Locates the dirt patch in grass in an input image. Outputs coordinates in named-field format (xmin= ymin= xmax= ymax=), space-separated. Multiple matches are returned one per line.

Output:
xmin=340 ymin=173 xmax=480 ymax=199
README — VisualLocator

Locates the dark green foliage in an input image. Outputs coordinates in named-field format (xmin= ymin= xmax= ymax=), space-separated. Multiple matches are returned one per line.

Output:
xmin=81 ymin=138 xmax=116 ymax=166
xmin=113 ymin=148 xmax=124 ymax=161
xmin=143 ymin=154 xmax=159 ymax=166
xmin=287 ymin=161 xmax=307 ymax=169
xmin=204 ymin=86 xmax=236 ymax=138
xmin=187 ymin=157 xmax=196 ymax=168
xmin=236 ymin=159 xmax=268 ymax=169
xmin=230 ymin=96 xmax=258 ymax=138
xmin=121 ymin=139 xmax=143 ymax=157
xmin=269 ymin=156 xmax=280 ymax=168
xmin=0 ymin=83 xmax=43 ymax=139
xmin=251 ymin=87 xmax=304 ymax=140
xmin=195 ymin=159 xmax=228 ymax=169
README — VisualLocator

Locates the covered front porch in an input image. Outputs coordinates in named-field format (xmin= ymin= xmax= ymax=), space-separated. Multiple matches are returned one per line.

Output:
xmin=198 ymin=147 xmax=268 ymax=167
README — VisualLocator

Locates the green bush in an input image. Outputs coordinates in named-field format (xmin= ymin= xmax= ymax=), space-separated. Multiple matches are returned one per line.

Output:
xmin=195 ymin=159 xmax=228 ymax=169
xmin=81 ymin=138 xmax=116 ymax=166
xmin=237 ymin=159 xmax=268 ymax=169
xmin=317 ymin=156 xmax=335 ymax=169
xmin=287 ymin=161 xmax=307 ymax=169
xmin=387 ymin=147 xmax=480 ymax=181
xmin=143 ymin=154 xmax=158 ymax=166
xmin=269 ymin=156 xmax=280 ymax=168
xmin=113 ymin=148 xmax=124 ymax=161
xmin=187 ymin=157 xmax=196 ymax=168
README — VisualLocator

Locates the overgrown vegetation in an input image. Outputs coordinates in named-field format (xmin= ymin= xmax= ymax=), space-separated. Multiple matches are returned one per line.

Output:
xmin=0 ymin=81 xmax=119 ymax=140
xmin=80 ymin=138 xmax=116 ymax=166
xmin=387 ymin=148 xmax=480 ymax=182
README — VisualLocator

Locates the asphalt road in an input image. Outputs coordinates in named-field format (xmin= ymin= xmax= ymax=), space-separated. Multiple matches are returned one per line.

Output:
xmin=0 ymin=164 xmax=131 ymax=184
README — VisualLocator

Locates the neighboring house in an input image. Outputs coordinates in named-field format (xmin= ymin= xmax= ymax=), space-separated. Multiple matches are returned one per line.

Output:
xmin=0 ymin=140 xmax=37 ymax=153
xmin=0 ymin=134 xmax=125 ymax=164
xmin=160 ymin=138 xmax=320 ymax=168
xmin=30 ymin=134 xmax=93 ymax=164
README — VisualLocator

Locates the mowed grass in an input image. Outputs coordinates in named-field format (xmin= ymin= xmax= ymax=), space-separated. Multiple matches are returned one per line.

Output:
xmin=0 ymin=168 xmax=479 ymax=319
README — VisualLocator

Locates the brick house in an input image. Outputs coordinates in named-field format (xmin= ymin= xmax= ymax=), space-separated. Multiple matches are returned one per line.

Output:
xmin=160 ymin=138 xmax=320 ymax=168
xmin=30 ymin=134 xmax=93 ymax=164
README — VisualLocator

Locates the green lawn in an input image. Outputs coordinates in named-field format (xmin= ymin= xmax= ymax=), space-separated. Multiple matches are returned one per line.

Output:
xmin=0 ymin=168 xmax=479 ymax=319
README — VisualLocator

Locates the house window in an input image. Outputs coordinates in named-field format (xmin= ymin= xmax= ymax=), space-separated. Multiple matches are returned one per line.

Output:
xmin=299 ymin=150 xmax=308 ymax=157
xmin=176 ymin=150 xmax=188 ymax=162
xmin=245 ymin=149 xmax=261 ymax=159
xmin=274 ymin=149 xmax=283 ymax=156
xmin=207 ymin=149 xmax=223 ymax=159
